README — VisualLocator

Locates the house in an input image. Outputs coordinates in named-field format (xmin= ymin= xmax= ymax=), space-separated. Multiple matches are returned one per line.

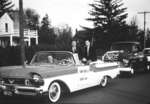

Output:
xmin=0 ymin=13 xmax=38 ymax=48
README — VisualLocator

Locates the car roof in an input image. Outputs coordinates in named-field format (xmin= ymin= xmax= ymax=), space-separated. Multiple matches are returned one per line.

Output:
xmin=112 ymin=41 xmax=140 ymax=45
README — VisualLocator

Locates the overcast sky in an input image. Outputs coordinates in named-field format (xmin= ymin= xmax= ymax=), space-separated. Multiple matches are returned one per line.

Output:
xmin=12 ymin=0 xmax=150 ymax=31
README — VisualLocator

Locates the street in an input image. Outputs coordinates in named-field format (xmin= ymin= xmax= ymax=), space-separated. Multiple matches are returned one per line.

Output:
xmin=0 ymin=72 xmax=150 ymax=104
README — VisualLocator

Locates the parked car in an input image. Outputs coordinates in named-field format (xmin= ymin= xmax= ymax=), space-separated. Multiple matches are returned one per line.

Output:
xmin=143 ymin=48 xmax=150 ymax=70
xmin=0 ymin=51 xmax=120 ymax=104
xmin=112 ymin=42 xmax=148 ymax=72
xmin=102 ymin=50 xmax=134 ymax=75
xmin=103 ymin=41 xmax=148 ymax=75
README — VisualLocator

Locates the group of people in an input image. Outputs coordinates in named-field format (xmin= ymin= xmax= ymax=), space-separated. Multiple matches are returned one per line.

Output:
xmin=70 ymin=40 xmax=96 ymax=62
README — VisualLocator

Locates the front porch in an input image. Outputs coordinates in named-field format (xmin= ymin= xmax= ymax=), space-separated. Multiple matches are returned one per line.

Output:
xmin=0 ymin=30 xmax=38 ymax=47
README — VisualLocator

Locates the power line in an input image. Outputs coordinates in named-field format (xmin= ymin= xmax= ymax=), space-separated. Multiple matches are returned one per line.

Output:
xmin=138 ymin=11 xmax=150 ymax=48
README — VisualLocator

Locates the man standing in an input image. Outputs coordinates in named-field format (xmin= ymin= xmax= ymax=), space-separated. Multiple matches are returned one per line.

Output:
xmin=71 ymin=40 xmax=78 ymax=53
xmin=82 ymin=40 xmax=96 ymax=61
xmin=70 ymin=40 xmax=82 ymax=59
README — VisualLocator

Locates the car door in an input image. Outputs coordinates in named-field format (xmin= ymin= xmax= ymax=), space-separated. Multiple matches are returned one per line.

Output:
xmin=77 ymin=65 xmax=90 ymax=89
xmin=77 ymin=64 xmax=98 ymax=89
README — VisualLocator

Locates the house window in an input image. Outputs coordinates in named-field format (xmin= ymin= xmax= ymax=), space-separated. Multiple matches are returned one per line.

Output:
xmin=5 ymin=23 xmax=8 ymax=32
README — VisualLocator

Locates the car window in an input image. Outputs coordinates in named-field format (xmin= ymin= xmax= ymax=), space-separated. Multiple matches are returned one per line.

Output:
xmin=111 ymin=43 xmax=141 ymax=53
xmin=111 ymin=43 xmax=132 ymax=52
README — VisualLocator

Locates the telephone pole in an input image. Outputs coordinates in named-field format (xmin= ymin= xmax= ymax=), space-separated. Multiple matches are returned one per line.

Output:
xmin=19 ymin=0 xmax=26 ymax=68
xmin=138 ymin=11 xmax=150 ymax=48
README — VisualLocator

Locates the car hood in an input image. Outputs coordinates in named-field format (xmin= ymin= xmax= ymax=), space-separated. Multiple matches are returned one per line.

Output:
xmin=0 ymin=65 xmax=76 ymax=79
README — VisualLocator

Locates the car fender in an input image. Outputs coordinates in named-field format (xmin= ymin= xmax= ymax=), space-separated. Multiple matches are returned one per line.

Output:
xmin=41 ymin=73 xmax=79 ymax=93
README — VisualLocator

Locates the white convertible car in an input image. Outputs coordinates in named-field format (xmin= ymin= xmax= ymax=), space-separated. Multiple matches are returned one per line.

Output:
xmin=0 ymin=51 xmax=120 ymax=103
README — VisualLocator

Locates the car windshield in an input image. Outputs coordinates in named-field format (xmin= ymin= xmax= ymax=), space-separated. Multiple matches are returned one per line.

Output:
xmin=30 ymin=51 xmax=75 ymax=65
xmin=111 ymin=43 xmax=140 ymax=53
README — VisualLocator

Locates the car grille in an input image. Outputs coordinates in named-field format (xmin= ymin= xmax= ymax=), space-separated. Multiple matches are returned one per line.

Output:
xmin=3 ymin=78 xmax=25 ymax=85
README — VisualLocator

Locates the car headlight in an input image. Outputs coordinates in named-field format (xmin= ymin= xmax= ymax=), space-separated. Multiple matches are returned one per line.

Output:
xmin=32 ymin=74 xmax=42 ymax=82
xmin=0 ymin=78 xmax=4 ymax=85
xmin=30 ymin=73 xmax=44 ymax=86
xmin=138 ymin=55 xmax=144 ymax=58
xmin=25 ymin=79 xmax=31 ymax=86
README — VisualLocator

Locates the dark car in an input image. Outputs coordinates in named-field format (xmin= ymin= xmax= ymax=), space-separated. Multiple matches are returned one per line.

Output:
xmin=110 ymin=41 xmax=148 ymax=72
xmin=143 ymin=48 xmax=150 ymax=70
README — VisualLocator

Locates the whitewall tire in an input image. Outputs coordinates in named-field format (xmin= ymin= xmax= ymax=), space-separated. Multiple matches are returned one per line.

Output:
xmin=100 ymin=76 xmax=108 ymax=87
xmin=130 ymin=68 xmax=134 ymax=75
xmin=147 ymin=65 xmax=150 ymax=71
xmin=48 ymin=82 xmax=62 ymax=103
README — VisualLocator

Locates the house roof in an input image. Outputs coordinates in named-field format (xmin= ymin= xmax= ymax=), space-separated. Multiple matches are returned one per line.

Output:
xmin=0 ymin=13 xmax=8 ymax=19
xmin=0 ymin=12 xmax=19 ymax=29
xmin=0 ymin=12 xmax=6 ymax=18
xmin=0 ymin=14 xmax=3 ymax=18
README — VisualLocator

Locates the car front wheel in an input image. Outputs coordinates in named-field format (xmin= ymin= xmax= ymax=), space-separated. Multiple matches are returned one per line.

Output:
xmin=147 ymin=65 xmax=150 ymax=71
xmin=130 ymin=68 xmax=134 ymax=75
xmin=48 ymin=82 xmax=63 ymax=104
xmin=100 ymin=76 xmax=108 ymax=87
xmin=143 ymin=63 xmax=150 ymax=72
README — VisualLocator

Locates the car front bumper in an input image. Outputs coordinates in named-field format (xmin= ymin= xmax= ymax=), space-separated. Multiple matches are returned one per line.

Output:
xmin=0 ymin=84 xmax=45 ymax=96
xmin=119 ymin=67 xmax=132 ymax=72
xmin=146 ymin=56 xmax=150 ymax=63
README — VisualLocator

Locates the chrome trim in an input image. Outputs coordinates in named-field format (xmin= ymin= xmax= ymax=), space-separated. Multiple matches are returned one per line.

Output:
xmin=8 ymin=79 xmax=15 ymax=84
xmin=0 ymin=84 xmax=44 ymax=96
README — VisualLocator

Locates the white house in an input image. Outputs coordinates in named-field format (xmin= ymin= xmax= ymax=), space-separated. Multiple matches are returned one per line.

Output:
xmin=0 ymin=13 xmax=38 ymax=47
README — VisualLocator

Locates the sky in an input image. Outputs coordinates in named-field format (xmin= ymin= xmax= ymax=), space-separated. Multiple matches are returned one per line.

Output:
xmin=11 ymin=0 xmax=150 ymax=32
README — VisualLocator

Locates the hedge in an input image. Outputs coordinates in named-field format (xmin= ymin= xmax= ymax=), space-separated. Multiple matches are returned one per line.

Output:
xmin=0 ymin=44 xmax=61 ymax=66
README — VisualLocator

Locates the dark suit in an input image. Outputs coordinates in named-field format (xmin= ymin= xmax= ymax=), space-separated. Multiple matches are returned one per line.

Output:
xmin=82 ymin=46 xmax=96 ymax=61
xmin=71 ymin=47 xmax=78 ymax=53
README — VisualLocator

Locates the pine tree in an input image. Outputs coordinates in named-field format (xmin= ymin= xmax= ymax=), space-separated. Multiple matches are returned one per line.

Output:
xmin=85 ymin=0 xmax=128 ymax=48
xmin=0 ymin=0 xmax=14 ymax=16
xmin=39 ymin=14 xmax=56 ymax=45
xmin=87 ymin=0 xmax=128 ymax=31
xmin=41 ymin=14 xmax=51 ymax=28
xmin=24 ymin=8 xmax=40 ymax=30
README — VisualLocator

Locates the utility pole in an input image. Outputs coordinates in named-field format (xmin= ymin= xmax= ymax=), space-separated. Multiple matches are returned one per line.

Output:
xmin=19 ymin=0 xmax=26 ymax=68
xmin=138 ymin=11 xmax=150 ymax=48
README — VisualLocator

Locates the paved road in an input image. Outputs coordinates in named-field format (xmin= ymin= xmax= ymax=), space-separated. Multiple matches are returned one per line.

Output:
xmin=0 ymin=72 xmax=150 ymax=104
